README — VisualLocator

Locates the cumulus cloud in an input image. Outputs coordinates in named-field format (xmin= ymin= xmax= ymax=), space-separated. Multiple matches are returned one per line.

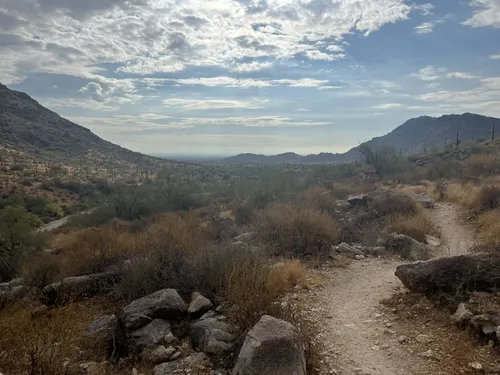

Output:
xmin=231 ymin=61 xmax=273 ymax=73
xmin=305 ymin=50 xmax=345 ymax=61
xmin=491 ymin=53 xmax=500 ymax=59
xmin=0 ymin=0 xmax=433 ymax=84
xmin=464 ymin=0 xmax=500 ymax=28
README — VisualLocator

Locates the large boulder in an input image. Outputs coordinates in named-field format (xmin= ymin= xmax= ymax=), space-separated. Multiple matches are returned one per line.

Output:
xmin=232 ymin=315 xmax=306 ymax=375
xmin=42 ymin=271 xmax=120 ymax=306
xmin=471 ymin=313 xmax=500 ymax=336
xmin=82 ymin=314 xmax=117 ymax=352
xmin=129 ymin=319 xmax=175 ymax=349
xmin=347 ymin=195 xmax=367 ymax=207
xmin=154 ymin=352 xmax=212 ymax=375
xmin=395 ymin=254 xmax=500 ymax=294
xmin=386 ymin=233 xmax=431 ymax=261
xmin=121 ymin=289 xmax=188 ymax=331
xmin=189 ymin=292 xmax=214 ymax=319
xmin=189 ymin=318 xmax=238 ymax=357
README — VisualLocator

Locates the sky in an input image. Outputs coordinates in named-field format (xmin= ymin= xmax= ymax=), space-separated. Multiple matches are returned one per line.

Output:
xmin=1 ymin=0 xmax=500 ymax=156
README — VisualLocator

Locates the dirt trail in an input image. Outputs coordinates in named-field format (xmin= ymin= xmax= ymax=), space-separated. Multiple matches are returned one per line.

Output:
xmin=303 ymin=203 xmax=472 ymax=375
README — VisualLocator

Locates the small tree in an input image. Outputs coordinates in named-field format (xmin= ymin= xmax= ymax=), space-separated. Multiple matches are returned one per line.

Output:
xmin=0 ymin=205 xmax=42 ymax=280
xmin=357 ymin=143 xmax=400 ymax=180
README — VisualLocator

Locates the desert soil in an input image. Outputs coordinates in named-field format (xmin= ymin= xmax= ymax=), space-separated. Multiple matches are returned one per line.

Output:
xmin=300 ymin=203 xmax=499 ymax=375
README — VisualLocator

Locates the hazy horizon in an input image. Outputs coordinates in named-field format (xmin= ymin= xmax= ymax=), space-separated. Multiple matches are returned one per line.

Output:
xmin=2 ymin=0 xmax=500 ymax=155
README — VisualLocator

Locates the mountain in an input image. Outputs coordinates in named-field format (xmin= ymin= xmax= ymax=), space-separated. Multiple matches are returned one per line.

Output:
xmin=0 ymin=83 xmax=170 ymax=169
xmin=217 ymin=113 xmax=500 ymax=165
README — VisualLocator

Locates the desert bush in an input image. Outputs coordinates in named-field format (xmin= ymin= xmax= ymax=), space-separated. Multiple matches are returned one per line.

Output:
xmin=0 ymin=302 xmax=107 ymax=375
xmin=369 ymin=192 xmax=418 ymax=217
xmin=477 ymin=209 xmax=500 ymax=250
xmin=462 ymin=154 xmax=500 ymax=179
xmin=257 ymin=204 xmax=341 ymax=256
xmin=472 ymin=185 xmax=500 ymax=212
xmin=19 ymin=252 xmax=61 ymax=289
xmin=232 ymin=204 xmax=255 ymax=225
xmin=385 ymin=212 xmax=434 ymax=243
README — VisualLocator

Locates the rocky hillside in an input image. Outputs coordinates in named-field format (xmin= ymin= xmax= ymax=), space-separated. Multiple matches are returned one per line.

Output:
xmin=217 ymin=113 xmax=500 ymax=165
xmin=0 ymin=83 xmax=169 ymax=169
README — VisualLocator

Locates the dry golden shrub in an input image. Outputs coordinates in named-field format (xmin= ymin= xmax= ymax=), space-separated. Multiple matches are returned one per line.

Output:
xmin=258 ymin=204 xmax=341 ymax=256
xmin=385 ymin=211 xmax=435 ymax=243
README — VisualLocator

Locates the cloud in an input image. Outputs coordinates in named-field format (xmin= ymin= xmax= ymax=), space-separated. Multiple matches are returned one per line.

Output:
xmin=161 ymin=77 xmax=330 ymax=88
xmin=371 ymin=103 xmax=403 ymax=109
xmin=412 ymin=66 xmax=478 ymax=81
xmin=0 ymin=0 xmax=434 ymax=84
xmin=491 ymin=53 xmax=500 ymax=60
xmin=297 ymin=108 xmax=311 ymax=112
xmin=305 ymin=50 xmax=345 ymax=61
xmin=414 ymin=22 xmax=437 ymax=34
xmin=162 ymin=98 xmax=267 ymax=111
xmin=231 ymin=61 xmax=273 ymax=73
xmin=464 ymin=0 xmax=500 ymax=28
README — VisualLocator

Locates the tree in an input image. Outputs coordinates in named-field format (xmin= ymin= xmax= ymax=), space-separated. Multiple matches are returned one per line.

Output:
xmin=357 ymin=143 xmax=400 ymax=179
xmin=0 ymin=205 xmax=42 ymax=279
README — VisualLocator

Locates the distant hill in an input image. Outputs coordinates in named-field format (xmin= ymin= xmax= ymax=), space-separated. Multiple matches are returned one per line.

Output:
xmin=216 ymin=113 xmax=500 ymax=165
xmin=0 ymin=83 xmax=171 ymax=169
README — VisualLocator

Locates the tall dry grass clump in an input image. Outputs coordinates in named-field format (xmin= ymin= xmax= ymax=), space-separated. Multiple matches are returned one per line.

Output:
xmin=385 ymin=212 xmax=435 ymax=243
xmin=257 ymin=204 xmax=341 ymax=256
xmin=472 ymin=185 xmax=500 ymax=212
xmin=477 ymin=209 xmax=500 ymax=250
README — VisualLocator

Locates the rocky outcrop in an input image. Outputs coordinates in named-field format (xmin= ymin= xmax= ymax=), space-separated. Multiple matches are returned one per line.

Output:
xmin=189 ymin=318 xmax=238 ymax=357
xmin=188 ymin=292 xmax=214 ymax=319
xmin=153 ymin=352 xmax=212 ymax=375
xmin=42 ymin=271 xmax=120 ymax=306
xmin=395 ymin=254 xmax=500 ymax=294
xmin=331 ymin=243 xmax=365 ymax=259
xmin=386 ymin=233 xmax=431 ymax=261
xmin=232 ymin=315 xmax=306 ymax=375
xmin=129 ymin=319 xmax=175 ymax=349
xmin=82 ymin=314 xmax=117 ymax=352
xmin=121 ymin=289 xmax=188 ymax=331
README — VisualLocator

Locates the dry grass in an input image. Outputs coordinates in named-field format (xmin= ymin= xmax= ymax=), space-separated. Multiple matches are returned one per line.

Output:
xmin=0 ymin=300 xmax=109 ymax=375
xmin=443 ymin=182 xmax=480 ymax=207
xmin=477 ymin=209 xmax=500 ymax=250
xmin=472 ymin=185 xmax=500 ymax=212
xmin=385 ymin=211 xmax=435 ymax=243
xmin=257 ymin=204 xmax=341 ymax=256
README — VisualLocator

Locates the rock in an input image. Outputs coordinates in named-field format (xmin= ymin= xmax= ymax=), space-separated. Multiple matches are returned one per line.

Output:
xmin=416 ymin=334 xmax=433 ymax=344
xmin=425 ymin=235 xmax=441 ymax=247
xmin=395 ymin=254 xmax=500 ymax=294
xmin=397 ymin=335 xmax=409 ymax=344
xmin=355 ymin=255 xmax=365 ymax=260
xmin=232 ymin=315 xmax=306 ymax=375
xmin=366 ymin=246 xmax=386 ymax=257
xmin=471 ymin=313 xmax=500 ymax=336
xmin=129 ymin=319 xmax=174 ymax=349
xmin=417 ymin=195 xmax=435 ymax=209
xmin=347 ymin=195 xmax=367 ymax=207
xmin=121 ymin=289 xmax=188 ymax=331
xmin=386 ymin=233 xmax=431 ymax=261
xmin=189 ymin=292 xmax=214 ymax=319
xmin=42 ymin=271 xmax=120 ymax=306
xmin=154 ymin=352 xmax=212 ymax=375
xmin=146 ymin=345 xmax=176 ymax=365
xmin=333 ymin=243 xmax=365 ymax=259
xmin=234 ymin=232 xmax=254 ymax=242
xmin=189 ymin=317 xmax=238 ymax=356
xmin=82 ymin=314 xmax=117 ymax=350
xmin=451 ymin=303 xmax=473 ymax=324
xmin=200 ymin=311 xmax=217 ymax=320
xmin=469 ymin=362 xmax=483 ymax=370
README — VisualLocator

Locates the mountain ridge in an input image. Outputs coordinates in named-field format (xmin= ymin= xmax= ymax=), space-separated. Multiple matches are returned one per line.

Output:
xmin=216 ymin=113 xmax=500 ymax=165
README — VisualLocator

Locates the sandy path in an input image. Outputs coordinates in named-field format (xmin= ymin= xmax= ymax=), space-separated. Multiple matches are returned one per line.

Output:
xmin=428 ymin=202 xmax=476 ymax=256
xmin=303 ymin=203 xmax=471 ymax=375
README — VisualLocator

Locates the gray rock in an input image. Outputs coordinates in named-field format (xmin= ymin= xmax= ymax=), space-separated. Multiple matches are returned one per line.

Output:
xmin=42 ymin=271 xmax=120 ymax=306
xmin=232 ymin=315 xmax=306 ymax=375
xmin=395 ymin=254 xmax=500 ymax=294
xmin=415 ymin=334 xmax=433 ymax=344
xmin=366 ymin=246 xmax=387 ymax=257
xmin=83 ymin=314 xmax=117 ymax=349
xmin=471 ymin=313 xmax=500 ymax=335
xmin=347 ymin=195 xmax=367 ymax=207
xmin=153 ymin=352 xmax=212 ymax=375
xmin=416 ymin=194 xmax=435 ymax=209
xmin=189 ymin=292 xmax=214 ymax=319
xmin=333 ymin=243 xmax=365 ymax=259
xmin=129 ymin=319 xmax=174 ymax=349
xmin=121 ymin=289 xmax=188 ymax=331
xmin=146 ymin=345 xmax=176 ymax=365
xmin=189 ymin=317 xmax=238 ymax=356
xmin=386 ymin=233 xmax=431 ymax=261
xmin=451 ymin=303 xmax=473 ymax=324
xmin=200 ymin=311 xmax=217 ymax=320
